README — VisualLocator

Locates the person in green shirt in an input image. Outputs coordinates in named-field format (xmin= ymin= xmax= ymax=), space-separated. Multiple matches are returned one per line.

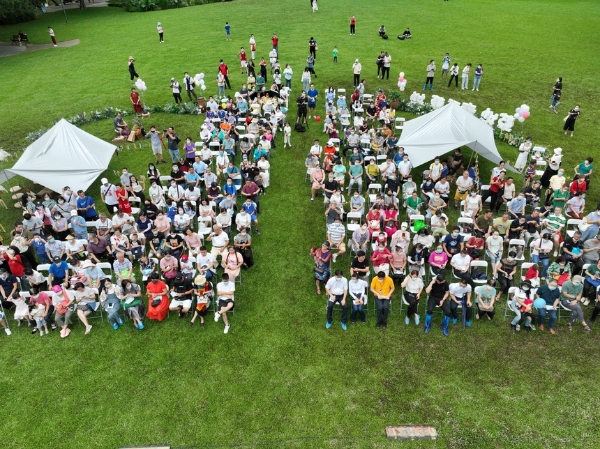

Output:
xmin=332 ymin=46 xmax=338 ymax=63
xmin=551 ymin=184 xmax=570 ymax=209
xmin=560 ymin=276 xmax=590 ymax=331
xmin=406 ymin=191 xmax=423 ymax=216
xmin=574 ymin=157 xmax=593 ymax=183
xmin=347 ymin=161 xmax=363 ymax=194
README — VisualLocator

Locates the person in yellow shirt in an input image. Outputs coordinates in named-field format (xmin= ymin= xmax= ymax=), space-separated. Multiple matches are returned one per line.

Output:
xmin=370 ymin=271 xmax=395 ymax=329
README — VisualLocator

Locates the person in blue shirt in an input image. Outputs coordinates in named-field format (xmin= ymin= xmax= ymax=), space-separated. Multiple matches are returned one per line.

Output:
xmin=443 ymin=227 xmax=464 ymax=257
xmin=165 ymin=200 xmax=177 ymax=223
xmin=307 ymin=84 xmax=318 ymax=119
xmin=222 ymin=179 xmax=237 ymax=199
xmin=535 ymin=279 xmax=561 ymax=333
xmin=48 ymin=257 xmax=70 ymax=286
xmin=226 ymin=162 xmax=242 ymax=186
xmin=253 ymin=145 xmax=268 ymax=162
xmin=192 ymin=156 xmax=207 ymax=179
xmin=242 ymin=198 xmax=260 ymax=234
xmin=184 ymin=167 xmax=200 ymax=188
xmin=31 ymin=235 xmax=49 ymax=264
xmin=76 ymin=190 xmax=97 ymax=221
xmin=69 ymin=210 xmax=88 ymax=240
xmin=224 ymin=22 xmax=231 ymax=41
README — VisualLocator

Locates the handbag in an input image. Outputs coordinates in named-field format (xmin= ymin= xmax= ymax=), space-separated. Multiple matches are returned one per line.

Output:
xmin=151 ymin=298 xmax=162 ymax=307
xmin=56 ymin=299 xmax=70 ymax=314
xmin=578 ymin=219 xmax=590 ymax=232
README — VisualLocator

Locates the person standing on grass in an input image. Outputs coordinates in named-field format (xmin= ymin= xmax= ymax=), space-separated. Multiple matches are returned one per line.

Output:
xmin=283 ymin=121 xmax=292 ymax=148
xmin=423 ymin=59 xmax=435 ymax=91
xmin=311 ymin=0 xmax=318 ymax=12
xmin=333 ymin=46 xmax=338 ymax=63
xmin=157 ymin=22 xmax=164 ymax=43
xmin=183 ymin=72 xmax=197 ymax=102
xmin=170 ymin=78 xmax=182 ymax=104
xmin=249 ymin=34 xmax=256 ymax=59
xmin=382 ymin=52 xmax=392 ymax=80
xmin=283 ymin=63 xmax=293 ymax=88
xmin=549 ymin=77 xmax=562 ymax=113
xmin=563 ymin=105 xmax=580 ymax=137
xmin=472 ymin=64 xmax=483 ymax=91
xmin=309 ymin=37 xmax=317 ymax=59
xmin=224 ymin=22 xmax=231 ymax=41
xmin=238 ymin=47 xmax=248 ymax=74
xmin=461 ymin=63 xmax=471 ymax=90
xmin=128 ymin=56 xmax=139 ymax=82
xmin=218 ymin=60 xmax=231 ymax=90
xmin=307 ymin=83 xmax=318 ymax=119
xmin=350 ymin=15 xmax=356 ymax=35
xmin=441 ymin=53 xmax=451 ymax=79
xmin=448 ymin=63 xmax=459 ymax=87
xmin=271 ymin=33 xmax=279 ymax=56
xmin=371 ymin=270 xmax=395 ymax=330
xmin=352 ymin=59 xmax=361 ymax=86
xmin=48 ymin=26 xmax=57 ymax=47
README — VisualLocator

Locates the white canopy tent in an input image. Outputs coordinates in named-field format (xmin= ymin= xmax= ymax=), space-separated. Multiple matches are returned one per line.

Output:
xmin=397 ymin=102 xmax=513 ymax=170
xmin=8 ymin=119 xmax=116 ymax=193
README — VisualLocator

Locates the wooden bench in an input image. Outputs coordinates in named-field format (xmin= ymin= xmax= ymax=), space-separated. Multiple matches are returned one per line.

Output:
xmin=11 ymin=34 xmax=28 ymax=45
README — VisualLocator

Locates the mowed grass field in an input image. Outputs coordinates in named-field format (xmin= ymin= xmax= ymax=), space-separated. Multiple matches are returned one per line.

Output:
xmin=1 ymin=1 xmax=600 ymax=448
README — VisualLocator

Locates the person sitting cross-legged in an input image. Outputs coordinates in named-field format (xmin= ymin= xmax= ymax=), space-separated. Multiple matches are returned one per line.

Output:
xmin=214 ymin=273 xmax=236 ymax=334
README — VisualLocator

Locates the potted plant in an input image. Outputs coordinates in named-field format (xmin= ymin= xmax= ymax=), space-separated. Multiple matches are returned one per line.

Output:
xmin=387 ymin=90 xmax=402 ymax=110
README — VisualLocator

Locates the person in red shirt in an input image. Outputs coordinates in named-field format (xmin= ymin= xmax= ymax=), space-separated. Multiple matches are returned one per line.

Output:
xmin=3 ymin=249 xmax=25 ymax=277
xmin=271 ymin=34 xmax=279 ymax=56
xmin=370 ymin=242 xmax=393 ymax=276
xmin=569 ymin=175 xmax=588 ymax=194
xmin=237 ymin=47 xmax=248 ymax=74
xmin=481 ymin=171 xmax=506 ymax=211
xmin=350 ymin=15 xmax=356 ymax=35
xmin=218 ymin=59 xmax=231 ymax=89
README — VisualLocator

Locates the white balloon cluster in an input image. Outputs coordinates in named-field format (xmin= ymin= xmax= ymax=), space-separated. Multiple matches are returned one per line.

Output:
xmin=480 ymin=108 xmax=498 ymax=126
xmin=497 ymin=113 xmax=515 ymax=132
xmin=195 ymin=73 xmax=207 ymax=91
xmin=134 ymin=78 xmax=147 ymax=91
xmin=461 ymin=102 xmax=477 ymax=115
xmin=514 ymin=104 xmax=531 ymax=123
xmin=430 ymin=95 xmax=445 ymax=110
xmin=397 ymin=71 xmax=408 ymax=91
xmin=409 ymin=91 xmax=426 ymax=106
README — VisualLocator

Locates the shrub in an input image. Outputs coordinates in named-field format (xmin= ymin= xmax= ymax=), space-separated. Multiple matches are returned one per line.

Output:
xmin=0 ymin=0 xmax=37 ymax=25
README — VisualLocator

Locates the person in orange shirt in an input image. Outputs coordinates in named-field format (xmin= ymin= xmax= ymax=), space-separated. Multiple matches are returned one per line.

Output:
xmin=370 ymin=271 xmax=395 ymax=329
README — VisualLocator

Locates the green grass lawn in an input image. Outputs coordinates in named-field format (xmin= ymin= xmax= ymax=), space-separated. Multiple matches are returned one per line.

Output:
xmin=1 ymin=1 xmax=600 ymax=448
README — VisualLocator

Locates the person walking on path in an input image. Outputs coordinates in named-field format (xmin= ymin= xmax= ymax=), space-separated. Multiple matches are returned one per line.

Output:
xmin=472 ymin=64 xmax=483 ymax=91
xmin=423 ymin=59 xmax=435 ymax=91
xmin=128 ymin=56 xmax=139 ymax=82
xmin=157 ymin=22 xmax=164 ymax=43
xmin=48 ymin=27 xmax=57 ymax=47
xmin=352 ymin=59 xmax=362 ymax=87
xmin=550 ymin=77 xmax=562 ymax=113
xmin=563 ymin=105 xmax=580 ymax=137
xmin=350 ymin=16 xmax=356 ymax=35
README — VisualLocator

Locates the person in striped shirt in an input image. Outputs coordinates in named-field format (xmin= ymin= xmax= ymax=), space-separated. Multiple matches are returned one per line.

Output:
xmin=327 ymin=217 xmax=347 ymax=263
xmin=543 ymin=207 xmax=566 ymax=256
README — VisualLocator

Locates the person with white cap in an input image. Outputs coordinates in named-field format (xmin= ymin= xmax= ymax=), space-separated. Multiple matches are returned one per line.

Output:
xmin=352 ymin=59 xmax=362 ymax=87
xmin=100 ymin=178 xmax=118 ymax=215
xmin=157 ymin=22 xmax=164 ymax=43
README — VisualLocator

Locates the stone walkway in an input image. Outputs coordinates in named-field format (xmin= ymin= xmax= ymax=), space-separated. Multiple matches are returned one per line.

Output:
xmin=0 ymin=39 xmax=81 ymax=57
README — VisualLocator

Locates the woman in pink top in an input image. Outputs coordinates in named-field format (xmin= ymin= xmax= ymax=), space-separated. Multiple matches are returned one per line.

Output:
xmin=428 ymin=244 xmax=449 ymax=277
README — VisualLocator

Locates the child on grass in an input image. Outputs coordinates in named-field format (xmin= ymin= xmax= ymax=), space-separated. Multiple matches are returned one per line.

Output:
xmin=283 ymin=122 xmax=292 ymax=148
xmin=333 ymin=46 xmax=338 ymax=63
xmin=30 ymin=303 xmax=49 ymax=336
xmin=7 ymin=292 xmax=29 ymax=328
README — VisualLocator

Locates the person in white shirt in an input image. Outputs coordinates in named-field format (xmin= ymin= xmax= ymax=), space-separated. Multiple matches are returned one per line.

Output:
xmin=215 ymin=151 xmax=229 ymax=177
xmin=423 ymin=59 xmax=435 ymax=91
xmin=449 ymin=279 xmax=473 ymax=326
xmin=214 ymin=273 xmax=235 ymax=334
xmin=325 ymin=270 xmax=349 ymax=330
xmin=450 ymin=249 xmax=475 ymax=289
xmin=382 ymin=52 xmax=392 ymax=80
xmin=195 ymin=246 xmax=216 ymax=281
xmin=461 ymin=63 xmax=472 ymax=90
xmin=100 ymin=178 xmax=119 ymax=215
xmin=112 ymin=210 xmax=135 ymax=234
xmin=309 ymin=139 xmax=322 ymax=157
xmin=434 ymin=177 xmax=451 ymax=203
xmin=429 ymin=157 xmax=443 ymax=182
xmin=167 ymin=181 xmax=185 ymax=206
xmin=454 ymin=171 xmax=474 ymax=209
xmin=397 ymin=155 xmax=413 ymax=181
xmin=495 ymin=177 xmax=516 ymax=213
xmin=235 ymin=209 xmax=252 ymax=232
xmin=448 ymin=63 xmax=459 ymax=87
xmin=401 ymin=269 xmax=424 ymax=325
xmin=207 ymin=225 xmax=229 ymax=261
xmin=348 ymin=272 xmax=368 ymax=323
xmin=184 ymin=185 xmax=202 ymax=204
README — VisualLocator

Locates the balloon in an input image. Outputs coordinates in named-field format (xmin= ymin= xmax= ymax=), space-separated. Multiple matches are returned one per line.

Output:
xmin=200 ymin=79 xmax=205 ymax=86
xmin=522 ymin=111 xmax=530 ymax=119
xmin=222 ymin=103 xmax=227 ymax=108
xmin=518 ymin=116 xmax=525 ymax=123
xmin=533 ymin=298 xmax=546 ymax=310
xmin=400 ymin=81 xmax=407 ymax=87
xmin=399 ymin=76 xmax=405 ymax=82
xmin=201 ymin=85 xmax=206 ymax=90
xmin=400 ymin=72 xmax=405 ymax=77
xmin=521 ymin=104 xmax=530 ymax=113
xmin=400 ymin=86 xmax=405 ymax=92
xmin=514 ymin=113 xmax=521 ymax=118
xmin=315 ymin=116 xmax=321 ymax=122
xmin=198 ymin=73 xmax=204 ymax=79
xmin=516 ymin=108 xmax=522 ymax=115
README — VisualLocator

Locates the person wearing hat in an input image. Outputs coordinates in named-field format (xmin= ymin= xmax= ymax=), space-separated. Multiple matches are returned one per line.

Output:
xmin=100 ymin=178 xmax=118 ymax=216
xmin=190 ymin=275 xmax=213 ymax=326
xmin=69 ymin=209 xmax=88 ymax=240
xmin=169 ymin=272 xmax=194 ymax=318
xmin=560 ymin=275 xmax=590 ymax=331
xmin=128 ymin=56 xmax=139 ymax=81
xmin=48 ymin=257 xmax=70 ymax=287
xmin=170 ymin=78 xmax=182 ymax=104
xmin=65 ymin=235 xmax=86 ymax=261
xmin=52 ymin=284 xmax=75 ymax=338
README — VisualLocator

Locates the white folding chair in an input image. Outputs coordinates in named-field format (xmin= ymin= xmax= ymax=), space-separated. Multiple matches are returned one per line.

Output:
xmin=409 ymin=215 xmax=425 ymax=234
xmin=566 ymin=219 xmax=583 ymax=238
xmin=470 ymin=260 xmax=489 ymax=284
xmin=457 ymin=217 xmax=473 ymax=240
xmin=480 ymin=184 xmax=491 ymax=202
xmin=520 ymin=262 xmax=534 ymax=283
xmin=97 ymin=262 xmax=114 ymax=282
xmin=394 ymin=117 xmax=405 ymax=130
xmin=508 ymin=239 xmax=526 ymax=261
xmin=367 ymin=183 xmax=382 ymax=205
xmin=534 ymin=159 xmax=547 ymax=177
xmin=504 ymin=286 xmax=520 ymax=320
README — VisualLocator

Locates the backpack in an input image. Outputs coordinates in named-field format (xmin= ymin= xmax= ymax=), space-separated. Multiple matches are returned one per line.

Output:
xmin=294 ymin=123 xmax=306 ymax=132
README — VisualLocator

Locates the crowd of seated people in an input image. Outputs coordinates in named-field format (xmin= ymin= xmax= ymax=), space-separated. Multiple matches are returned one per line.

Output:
xmin=0 ymin=109 xmax=282 ymax=337
xmin=306 ymin=99 xmax=599 ymax=336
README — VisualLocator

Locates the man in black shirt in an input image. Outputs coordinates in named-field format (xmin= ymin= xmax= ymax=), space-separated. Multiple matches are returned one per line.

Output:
xmin=424 ymin=274 xmax=451 ymax=336
xmin=524 ymin=180 xmax=542 ymax=209
xmin=350 ymin=251 xmax=369 ymax=279
xmin=563 ymin=231 xmax=585 ymax=275
xmin=323 ymin=174 xmax=339 ymax=203
xmin=165 ymin=231 xmax=184 ymax=260
xmin=296 ymin=92 xmax=308 ymax=125
xmin=169 ymin=273 xmax=194 ymax=318
xmin=508 ymin=216 xmax=526 ymax=240
xmin=143 ymin=201 xmax=159 ymax=221
xmin=523 ymin=210 xmax=541 ymax=246
xmin=148 ymin=227 xmax=165 ymax=259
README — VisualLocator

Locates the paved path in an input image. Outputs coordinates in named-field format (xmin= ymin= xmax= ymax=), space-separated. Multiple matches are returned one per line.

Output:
xmin=0 ymin=39 xmax=81 ymax=57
